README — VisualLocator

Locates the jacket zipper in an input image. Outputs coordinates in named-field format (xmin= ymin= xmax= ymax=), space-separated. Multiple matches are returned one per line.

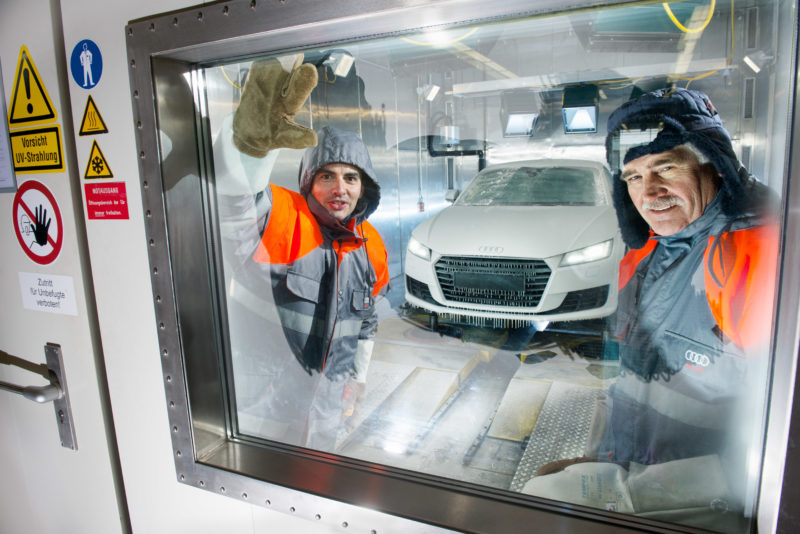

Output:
xmin=321 ymin=239 xmax=344 ymax=372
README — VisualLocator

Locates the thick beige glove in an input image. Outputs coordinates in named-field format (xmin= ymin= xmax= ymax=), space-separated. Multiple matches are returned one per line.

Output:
xmin=524 ymin=455 xmax=733 ymax=518
xmin=232 ymin=56 xmax=318 ymax=157
xmin=523 ymin=461 xmax=635 ymax=513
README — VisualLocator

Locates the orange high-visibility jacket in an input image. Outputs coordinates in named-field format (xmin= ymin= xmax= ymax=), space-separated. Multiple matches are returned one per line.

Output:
xmin=603 ymin=195 xmax=778 ymax=467
xmin=252 ymin=184 xmax=388 ymax=376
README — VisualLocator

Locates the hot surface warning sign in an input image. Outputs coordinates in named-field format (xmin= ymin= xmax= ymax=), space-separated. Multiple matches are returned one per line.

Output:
xmin=79 ymin=95 xmax=108 ymax=135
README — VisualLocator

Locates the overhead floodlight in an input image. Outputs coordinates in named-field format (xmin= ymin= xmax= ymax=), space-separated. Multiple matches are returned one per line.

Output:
xmin=562 ymin=85 xmax=599 ymax=134
xmin=504 ymin=113 xmax=538 ymax=137
xmin=323 ymin=51 xmax=354 ymax=78
xmin=500 ymin=91 xmax=540 ymax=137
xmin=742 ymin=50 xmax=771 ymax=74
xmin=418 ymin=84 xmax=440 ymax=101
xmin=743 ymin=56 xmax=760 ymax=73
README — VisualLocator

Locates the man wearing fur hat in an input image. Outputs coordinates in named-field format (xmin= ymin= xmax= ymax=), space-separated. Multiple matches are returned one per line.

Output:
xmin=524 ymin=88 xmax=778 ymax=530
xmin=215 ymin=56 xmax=388 ymax=451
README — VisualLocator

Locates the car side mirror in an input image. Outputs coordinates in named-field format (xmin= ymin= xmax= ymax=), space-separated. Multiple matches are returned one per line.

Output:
xmin=445 ymin=189 xmax=460 ymax=202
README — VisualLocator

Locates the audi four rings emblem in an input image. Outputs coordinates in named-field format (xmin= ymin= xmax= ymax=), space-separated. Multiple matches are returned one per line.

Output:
xmin=685 ymin=350 xmax=711 ymax=367
xmin=478 ymin=245 xmax=504 ymax=254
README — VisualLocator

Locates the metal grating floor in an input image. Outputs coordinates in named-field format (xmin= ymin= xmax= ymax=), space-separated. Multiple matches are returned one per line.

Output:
xmin=509 ymin=381 xmax=603 ymax=492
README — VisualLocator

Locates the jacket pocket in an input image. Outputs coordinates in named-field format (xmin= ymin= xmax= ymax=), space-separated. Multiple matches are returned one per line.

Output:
xmin=351 ymin=289 xmax=373 ymax=312
xmin=285 ymin=270 xmax=321 ymax=303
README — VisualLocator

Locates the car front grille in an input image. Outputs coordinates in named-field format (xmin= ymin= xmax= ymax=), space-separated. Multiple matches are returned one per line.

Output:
xmin=540 ymin=285 xmax=609 ymax=314
xmin=406 ymin=275 xmax=436 ymax=304
xmin=434 ymin=256 xmax=551 ymax=308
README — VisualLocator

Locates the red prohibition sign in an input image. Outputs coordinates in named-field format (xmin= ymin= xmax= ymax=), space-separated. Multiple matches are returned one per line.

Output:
xmin=12 ymin=180 xmax=63 ymax=265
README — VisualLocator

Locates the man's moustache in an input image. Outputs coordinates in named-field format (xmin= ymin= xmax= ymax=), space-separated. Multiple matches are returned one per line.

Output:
xmin=643 ymin=196 xmax=684 ymax=211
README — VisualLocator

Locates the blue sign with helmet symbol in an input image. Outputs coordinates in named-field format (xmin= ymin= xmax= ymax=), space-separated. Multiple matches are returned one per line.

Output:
xmin=70 ymin=40 xmax=102 ymax=89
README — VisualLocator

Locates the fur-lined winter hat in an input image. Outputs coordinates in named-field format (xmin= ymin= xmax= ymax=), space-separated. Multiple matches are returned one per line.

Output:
xmin=606 ymin=88 xmax=752 ymax=249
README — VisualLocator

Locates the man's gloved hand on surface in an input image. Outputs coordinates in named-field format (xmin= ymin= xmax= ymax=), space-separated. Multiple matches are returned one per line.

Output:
xmin=523 ymin=454 xmax=734 ymax=520
xmin=233 ymin=55 xmax=318 ymax=157
xmin=535 ymin=456 xmax=607 ymax=476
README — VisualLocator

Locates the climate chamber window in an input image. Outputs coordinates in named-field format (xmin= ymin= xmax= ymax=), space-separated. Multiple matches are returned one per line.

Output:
xmin=145 ymin=0 xmax=796 ymax=531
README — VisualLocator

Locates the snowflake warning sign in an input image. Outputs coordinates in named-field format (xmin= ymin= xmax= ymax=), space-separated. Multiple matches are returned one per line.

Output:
xmin=84 ymin=139 xmax=113 ymax=179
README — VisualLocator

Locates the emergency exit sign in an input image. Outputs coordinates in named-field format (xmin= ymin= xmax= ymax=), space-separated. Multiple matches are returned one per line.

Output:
xmin=84 ymin=182 xmax=129 ymax=220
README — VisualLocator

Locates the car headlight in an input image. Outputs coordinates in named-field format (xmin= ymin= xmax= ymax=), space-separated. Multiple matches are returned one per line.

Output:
xmin=560 ymin=239 xmax=613 ymax=266
xmin=407 ymin=236 xmax=431 ymax=260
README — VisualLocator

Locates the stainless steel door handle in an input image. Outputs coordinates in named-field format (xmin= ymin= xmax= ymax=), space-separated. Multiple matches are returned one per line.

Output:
xmin=0 ymin=344 xmax=77 ymax=449
xmin=0 ymin=380 xmax=62 ymax=403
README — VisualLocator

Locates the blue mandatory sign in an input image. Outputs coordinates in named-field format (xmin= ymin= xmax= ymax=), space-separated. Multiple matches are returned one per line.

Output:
xmin=70 ymin=39 xmax=102 ymax=89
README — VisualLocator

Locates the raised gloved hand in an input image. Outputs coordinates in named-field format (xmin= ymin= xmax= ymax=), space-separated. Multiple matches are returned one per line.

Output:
xmin=232 ymin=55 xmax=318 ymax=157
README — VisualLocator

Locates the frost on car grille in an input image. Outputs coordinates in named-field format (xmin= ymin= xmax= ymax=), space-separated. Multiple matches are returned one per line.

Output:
xmin=434 ymin=256 xmax=551 ymax=307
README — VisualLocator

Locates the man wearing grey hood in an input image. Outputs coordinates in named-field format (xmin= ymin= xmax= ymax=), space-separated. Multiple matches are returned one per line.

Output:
xmin=524 ymin=88 xmax=778 ymax=531
xmin=215 ymin=56 xmax=388 ymax=451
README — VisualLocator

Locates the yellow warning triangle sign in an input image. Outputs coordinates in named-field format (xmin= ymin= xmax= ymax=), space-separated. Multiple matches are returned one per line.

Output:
xmin=84 ymin=140 xmax=114 ymax=179
xmin=8 ymin=45 xmax=57 ymax=127
xmin=79 ymin=95 xmax=109 ymax=136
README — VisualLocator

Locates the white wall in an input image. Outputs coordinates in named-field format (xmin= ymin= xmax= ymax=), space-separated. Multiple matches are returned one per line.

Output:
xmin=0 ymin=0 xmax=123 ymax=532
xmin=58 ymin=1 xmax=445 ymax=533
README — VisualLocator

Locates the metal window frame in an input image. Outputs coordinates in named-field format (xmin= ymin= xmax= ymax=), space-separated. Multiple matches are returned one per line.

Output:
xmin=125 ymin=1 xmax=800 ymax=532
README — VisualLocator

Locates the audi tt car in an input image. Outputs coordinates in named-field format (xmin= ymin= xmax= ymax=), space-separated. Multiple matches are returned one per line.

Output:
xmin=404 ymin=159 xmax=623 ymax=327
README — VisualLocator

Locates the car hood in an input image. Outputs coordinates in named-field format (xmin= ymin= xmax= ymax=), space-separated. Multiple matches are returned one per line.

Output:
xmin=413 ymin=205 xmax=620 ymax=258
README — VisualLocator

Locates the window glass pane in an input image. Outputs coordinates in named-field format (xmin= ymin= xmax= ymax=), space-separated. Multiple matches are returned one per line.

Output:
xmin=200 ymin=1 xmax=792 ymax=531
xmin=457 ymin=166 xmax=606 ymax=206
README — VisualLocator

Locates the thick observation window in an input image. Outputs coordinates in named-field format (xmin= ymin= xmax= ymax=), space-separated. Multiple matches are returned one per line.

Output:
xmin=456 ymin=165 xmax=607 ymax=206
xmin=132 ymin=0 xmax=799 ymax=532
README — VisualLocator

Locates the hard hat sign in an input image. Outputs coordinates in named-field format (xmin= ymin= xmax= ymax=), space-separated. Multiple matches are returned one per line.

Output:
xmin=12 ymin=180 xmax=63 ymax=265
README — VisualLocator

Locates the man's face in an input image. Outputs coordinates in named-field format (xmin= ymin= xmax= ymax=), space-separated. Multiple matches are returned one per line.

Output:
xmin=310 ymin=163 xmax=364 ymax=221
xmin=621 ymin=146 xmax=720 ymax=236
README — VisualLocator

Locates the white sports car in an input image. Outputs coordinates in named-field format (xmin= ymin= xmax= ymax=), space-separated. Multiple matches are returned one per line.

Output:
xmin=404 ymin=159 xmax=623 ymax=327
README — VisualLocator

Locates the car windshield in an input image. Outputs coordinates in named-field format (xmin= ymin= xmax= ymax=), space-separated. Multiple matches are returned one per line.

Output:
xmin=456 ymin=166 xmax=604 ymax=206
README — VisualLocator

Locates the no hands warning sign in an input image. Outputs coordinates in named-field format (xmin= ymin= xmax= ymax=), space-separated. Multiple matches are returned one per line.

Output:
xmin=12 ymin=180 xmax=64 ymax=265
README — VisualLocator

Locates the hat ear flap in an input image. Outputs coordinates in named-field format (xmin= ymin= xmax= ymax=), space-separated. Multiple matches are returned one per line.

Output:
xmin=683 ymin=131 xmax=746 ymax=216
xmin=613 ymin=172 xmax=650 ymax=249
